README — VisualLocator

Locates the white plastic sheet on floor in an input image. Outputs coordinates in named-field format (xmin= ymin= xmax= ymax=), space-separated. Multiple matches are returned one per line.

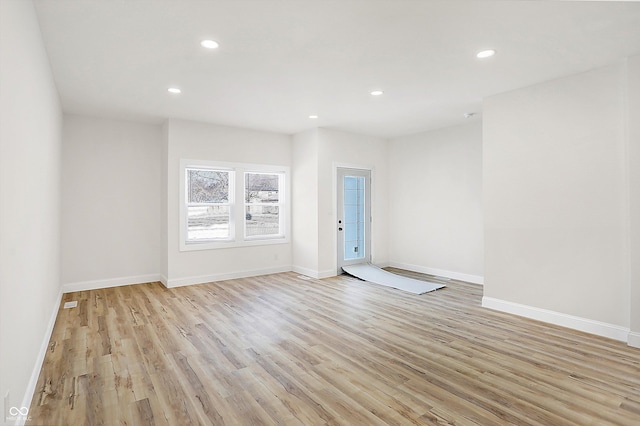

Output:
xmin=342 ymin=263 xmax=445 ymax=295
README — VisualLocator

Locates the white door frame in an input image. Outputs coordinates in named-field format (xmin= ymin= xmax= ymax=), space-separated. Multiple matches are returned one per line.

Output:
xmin=336 ymin=166 xmax=372 ymax=275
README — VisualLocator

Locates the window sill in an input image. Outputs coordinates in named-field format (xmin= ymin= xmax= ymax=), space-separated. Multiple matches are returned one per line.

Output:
xmin=180 ymin=236 xmax=289 ymax=252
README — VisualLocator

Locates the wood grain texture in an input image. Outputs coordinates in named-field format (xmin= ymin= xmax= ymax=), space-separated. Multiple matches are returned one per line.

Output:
xmin=28 ymin=269 xmax=640 ymax=425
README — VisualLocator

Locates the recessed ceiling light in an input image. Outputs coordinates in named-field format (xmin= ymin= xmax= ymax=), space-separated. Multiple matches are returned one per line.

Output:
xmin=370 ymin=90 xmax=384 ymax=96
xmin=476 ymin=49 xmax=496 ymax=59
xmin=309 ymin=115 xmax=318 ymax=119
xmin=200 ymin=39 xmax=219 ymax=49
xmin=168 ymin=87 xmax=181 ymax=94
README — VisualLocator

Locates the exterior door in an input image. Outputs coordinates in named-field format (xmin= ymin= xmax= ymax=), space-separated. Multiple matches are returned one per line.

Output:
xmin=337 ymin=168 xmax=371 ymax=274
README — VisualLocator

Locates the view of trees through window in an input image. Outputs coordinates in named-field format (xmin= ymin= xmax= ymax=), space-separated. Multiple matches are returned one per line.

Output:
xmin=245 ymin=172 xmax=281 ymax=237
xmin=187 ymin=169 xmax=231 ymax=240
xmin=188 ymin=169 xmax=229 ymax=203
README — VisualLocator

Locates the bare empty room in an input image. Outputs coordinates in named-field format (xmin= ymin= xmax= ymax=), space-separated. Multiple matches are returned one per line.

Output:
xmin=1 ymin=0 xmax=640 ymax=425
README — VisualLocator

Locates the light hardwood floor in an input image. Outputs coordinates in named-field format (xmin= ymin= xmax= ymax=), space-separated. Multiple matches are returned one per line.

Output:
xmin=28 ymin=269 xmax=640 ymax=425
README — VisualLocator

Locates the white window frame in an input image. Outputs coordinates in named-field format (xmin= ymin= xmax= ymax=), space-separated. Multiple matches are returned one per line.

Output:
xmin=180 ymin=159 xmax=290 ymax=251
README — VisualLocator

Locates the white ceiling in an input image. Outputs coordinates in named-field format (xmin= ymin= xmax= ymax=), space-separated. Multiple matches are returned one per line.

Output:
xmin=34 ymin=0 xmax=640 ymax=139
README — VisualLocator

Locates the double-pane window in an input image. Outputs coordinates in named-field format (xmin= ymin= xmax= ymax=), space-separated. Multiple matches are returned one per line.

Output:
xmin=181 ymin=161 xmax=289 ymax=251
xmin=186 ymin=168 xmax=233 ymax=241
xmin=245 ymin=172 xmax=284 ymax=239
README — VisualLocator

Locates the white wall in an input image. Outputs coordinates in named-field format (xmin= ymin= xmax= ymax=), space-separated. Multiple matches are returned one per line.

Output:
xmin=292 ymin=129 xmax=320 ymax=276
xmin=165 ymin=119 xmax=292 ymax=286
xmin=317 ymin=128 xmax=389 ymax=276
xmin=483 ymin=64 xmax=630 ymax=340
xmin=628 ymin=55 xmax=640 ymax=347
xmin=160 ymin=121 xmax=169 ymax=284
xmin=388 ymin=122 xmax=484 ymax=283
xmin=0 ymin=0 xmax=63 ymax=419
xmin=60 ymin=115 xmax=162 ymax=291
xmin=290 ymin=128 xmax=389 ymax=278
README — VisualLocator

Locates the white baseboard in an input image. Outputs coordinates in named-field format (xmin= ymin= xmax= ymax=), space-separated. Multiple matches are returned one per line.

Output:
xmin=482 ymin=296 xmax=630 ymax=342
xmin=628 ymin=331 xmax=640 ymax=348
xmin=317 ymin=269 xmax=336 ymax=279
xmin=166 ymin=265 xmax=292 ymax=288
xmin=17 ymin=288 xmax=63 ymax=425
xmin=291 ymin=266 xmax=336 ymax=280
xmin=388 ymin=261 xmax=484 ymax=285
xmin=159 ymin=274 xmax=168 ymax=287
xmin=291 ymin=266 xmax=321 ymax=279
xmin=62 ymin=274 xmax=163 ymax=293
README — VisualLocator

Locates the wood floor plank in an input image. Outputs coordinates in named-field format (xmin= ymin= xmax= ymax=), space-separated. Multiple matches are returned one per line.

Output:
xmin=28 ymin=271 xmax=640 ymax=425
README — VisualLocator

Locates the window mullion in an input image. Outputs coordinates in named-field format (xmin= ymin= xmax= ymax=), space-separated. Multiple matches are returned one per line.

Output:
xmin=233 ymin=169 xmax=243 ymax=241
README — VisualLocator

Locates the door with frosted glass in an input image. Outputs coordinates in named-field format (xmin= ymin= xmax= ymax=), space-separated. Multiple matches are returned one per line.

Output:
xmin=337 ymin=168 xmax=371 ymax=274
